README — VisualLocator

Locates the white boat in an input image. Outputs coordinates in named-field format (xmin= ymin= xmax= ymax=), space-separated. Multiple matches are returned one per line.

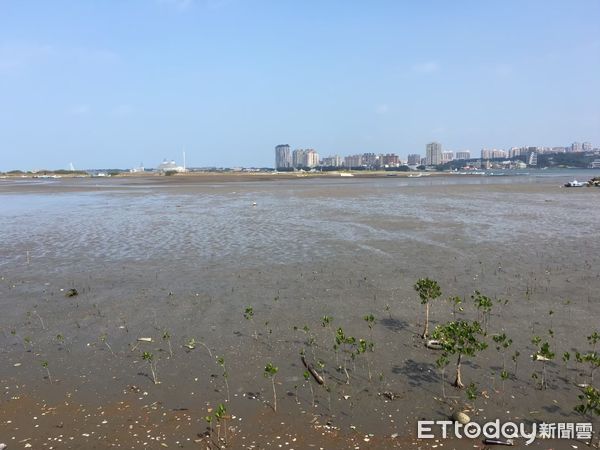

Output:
xmin=564 ymin=180 xmax=585 ymax=187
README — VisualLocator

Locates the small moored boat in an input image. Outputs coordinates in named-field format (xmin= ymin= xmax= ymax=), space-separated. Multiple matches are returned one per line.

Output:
xmin=564 ymin=180 xmax=585 ymax=187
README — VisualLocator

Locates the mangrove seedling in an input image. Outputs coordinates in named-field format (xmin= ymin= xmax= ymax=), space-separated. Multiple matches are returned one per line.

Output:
xmin=466 ymin=382 xmax=478 ymax=409
xmin=576 ymin=351 xmax=600 ymax=384
xmin=588 ymin=331 xmax=600 ymax=352
xmin=562 ymin=351 xmax=571 ymax=379
xmin=472 ymin=291 xmax=493 ymax=333
xmin=414 ymin=278 xmax=442 ymax=339
xmin=335 ymin=327 xmax=356 ymax=384
xmin=574 ymin=385 xmax=600 ymax=447
xmin=303 ymin=370 xmax=315 ymax=407
xmin=356 ymin=338 xmax=374 ymax=381
xmin=512 ymin=350 xmax=520 ymax=376
xmin=264 ymin=362 xmax=279 ymax=412
xmin=531 ymin=338 xmax=554 ymax=389
xmin=214 ymin=403 xmax=228 ymax=446
xmin=432 ymin=320 xmax=488 ymax=388
xmin=217 ymin=356 xmax=230 ymax=403
xmin=142 ymin=351 xmax=158 ymax=384
xmin=449 ymin=296 xmax=463 ymax=318
xmin=24 ymin=336 xmax=33 ymax=352
xmin=41 ymin=360 xmax=52 ymax=383
xmin=492 ymin=333 xmax=513 ymax=374
xmin=162 ymin=330 xmax=173 ymax=358
xmin=204 ymin=415 xmax=213 ymax=447
xmin=244 ymin=306 xmax=258 ymax=340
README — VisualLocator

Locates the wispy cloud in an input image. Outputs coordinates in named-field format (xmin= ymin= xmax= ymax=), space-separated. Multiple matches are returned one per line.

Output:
xmin=412 ymin=61 xmax=440 ymax=74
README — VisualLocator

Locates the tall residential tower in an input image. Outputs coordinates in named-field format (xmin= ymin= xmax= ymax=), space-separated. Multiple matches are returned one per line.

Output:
xmin=275 ymin=144 xmax=292 ymax=169
xmin=426 ymin=142 xmax=442 ymax=166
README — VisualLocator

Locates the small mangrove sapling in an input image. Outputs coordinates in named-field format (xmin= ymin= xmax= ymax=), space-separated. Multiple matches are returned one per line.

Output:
xmin=432 ymin=320 xmax=488 ymax=389
xmin=264 ymin=362 xmax=279 ymax=412
xmin=244 ymin=306 xmax=258 ymax=340
xmin=217 ymin=356 xmax=230 ymax=403
xmin=414 ymin=278 xmax=442 ymax=339
xmin=162 ymin=330 xmax=173 ymax=358
xmin=531 ymin=337 xmax=554 ymax=389
xmin=41 ymin=360 xmax=52 ymax=383
xmin=574 ymin=385 xmax=600 ymax=447
xmin=142 ymin=351 xmax=159 ymax=384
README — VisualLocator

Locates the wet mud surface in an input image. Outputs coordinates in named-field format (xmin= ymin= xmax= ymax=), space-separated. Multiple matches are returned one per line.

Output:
xmin=1 ymin=175 xmax=599 ymax=449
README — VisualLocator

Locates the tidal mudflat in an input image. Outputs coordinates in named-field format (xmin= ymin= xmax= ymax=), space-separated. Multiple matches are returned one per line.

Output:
xmin=1 ymin=174 xmax=599 ymax=449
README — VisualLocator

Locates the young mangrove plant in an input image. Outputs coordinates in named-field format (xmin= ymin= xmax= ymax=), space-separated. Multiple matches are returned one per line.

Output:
xmin=162 ymin=330 xmax=173 ymax=358
xmin=214 ymin=403 xmax=228 ymax=446
xmin=217 ymin=356 xmax=230 ymax=403
xmin=142 ymin=351 xmax=159 ymax=384
xmin=512 ymin=350 xmax=520 ymax=376
xmin=432 ymin=320 xmax=488 ymax=389
xmin=204 ymin=414 xmax=214 ymax=448
xmin=472 ymin=291 xmax=493 ymax=333
xmin=449 ymin=296 xmax=463 ymax=318
xmin=335 ymin=327 xmax=356 ymax=384
xmin=41 ymin=360 xmax=52 ymax=383
xmin=574 ymin=385 xmax=599 ymax=447
xmin=303 ymin=370 xmax=315 ymax=407
xmin=414 ymin=278 xmax=442 ymax=339
xmin=492 ymin=332 xmax=513 ymax=392
xmin=465 ymin=382 xmax=478 ymax=410
xmin=531 ymin=337 xmax=554 ymax=389
xmin=244 ymin=306 xmax=258 ymax=340
xmin=576 ymin=351 xmax=600 ymax=384
xmin=562 ymin=351 xmax=571 ymax=380
xmin=264 ymin=362 xmax=279 ymax=412
xmin=356 ymin=338 xmax=374 ymax=382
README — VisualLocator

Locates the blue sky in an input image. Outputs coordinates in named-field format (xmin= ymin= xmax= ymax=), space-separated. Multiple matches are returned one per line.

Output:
xmin=1 ymin=0 xmax=599 ymax=170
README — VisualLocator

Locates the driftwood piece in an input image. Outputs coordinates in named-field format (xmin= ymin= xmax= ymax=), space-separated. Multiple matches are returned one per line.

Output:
xmin=301 ymin=355 xmax=325 ymax=385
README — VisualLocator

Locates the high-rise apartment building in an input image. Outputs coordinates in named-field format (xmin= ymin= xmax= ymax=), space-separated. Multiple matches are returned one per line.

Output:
xmin=481 ymin=148 xmax=507 ymax=159
xmin=426 ymin=142 xmax=442 ymax=166
xmin=407 ymin=154 xmax=421 ymax=165
xmin=455 ymin=151 xmax=471 ymax=160
xmin=321 ymin=155 xmax=342 ymax=167
xmin=292 ymin=149 xmax=306 ymax=168
xmin=306 ymin=149 xmax=319 ymax=167
xmin=441 ymin=151 xmax=454 ymax=163
xmin=275 ymin=144 xmax=292 ymax=169
xmin=582 ymin=142 xmax=592 ymax=152
xmin=344 ymin=154 xmax=363 ymax=167
xmin=381 ymin=154 xmax=399 ymax=167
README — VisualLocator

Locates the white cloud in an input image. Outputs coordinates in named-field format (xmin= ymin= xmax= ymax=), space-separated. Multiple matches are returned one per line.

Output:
xmin=412 ymin=61 xmax=440 ymax=74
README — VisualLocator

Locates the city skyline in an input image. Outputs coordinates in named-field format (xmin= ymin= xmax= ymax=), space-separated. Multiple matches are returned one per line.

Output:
xmin=1 ymin=1 xmax=599 ymax=171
